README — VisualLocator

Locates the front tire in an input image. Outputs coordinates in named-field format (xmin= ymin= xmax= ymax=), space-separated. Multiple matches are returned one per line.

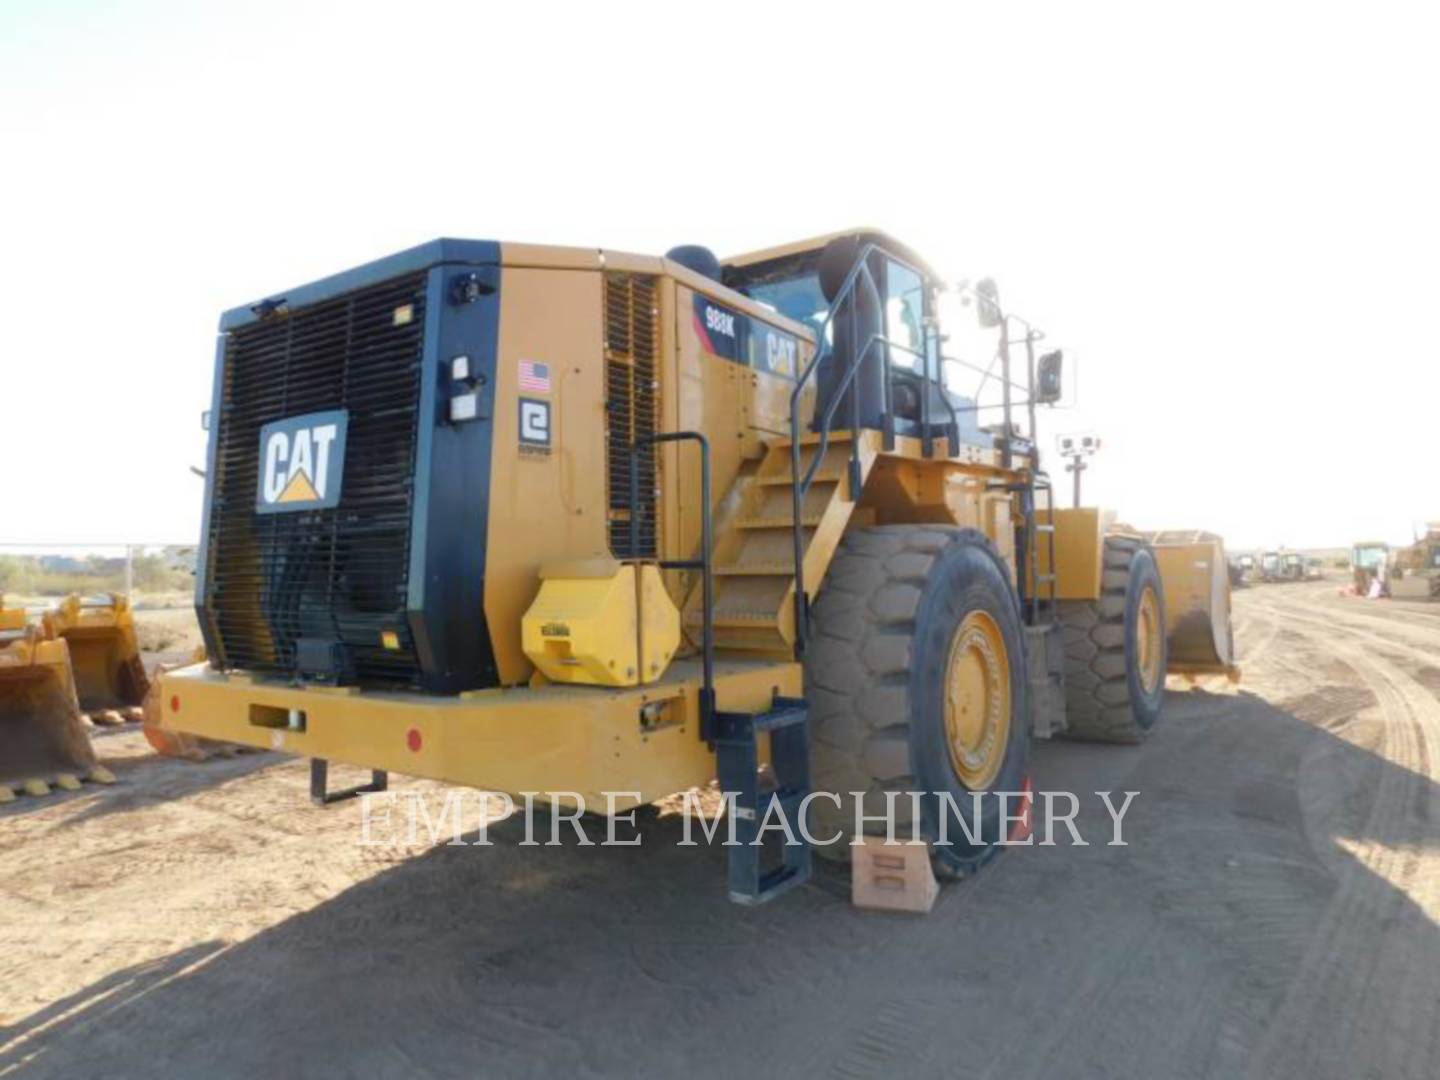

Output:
xmin=1058 ymin=535 xmax=1167 ymax=743
xmin=804 ymin=526 xmax=1030 ymax=873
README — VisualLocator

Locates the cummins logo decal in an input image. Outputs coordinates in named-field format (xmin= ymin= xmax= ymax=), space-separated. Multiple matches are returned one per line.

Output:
xmin=518 ymin=398 xmax=551 ymax=455
xmin=256 ymin=409 xmax=349 ymax=513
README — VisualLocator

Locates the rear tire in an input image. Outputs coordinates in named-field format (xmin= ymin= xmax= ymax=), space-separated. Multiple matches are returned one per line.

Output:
xmin=804 ymin=526 xmax=1030 ymax=873
xmin=1058 ymin=535 xmax=1167 ymax=743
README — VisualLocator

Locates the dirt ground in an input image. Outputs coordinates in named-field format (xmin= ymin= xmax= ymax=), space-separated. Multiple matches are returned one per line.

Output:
xmin=2 ymin=583 xmax=1438 ymax=1078
xmin=128 ymin=604 xmax=206 ymax=666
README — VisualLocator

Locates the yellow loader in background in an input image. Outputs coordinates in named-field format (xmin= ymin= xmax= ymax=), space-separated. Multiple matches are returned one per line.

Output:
xmin=0 ymin=597 xmax=115 ymax=802
xmin=1390 ymin=527 xmax=1440 ymax=599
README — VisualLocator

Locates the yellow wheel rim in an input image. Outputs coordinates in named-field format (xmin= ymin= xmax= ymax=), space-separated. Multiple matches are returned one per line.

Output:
xmin=1136 ymin=584 xmax=1164 ymax=695
xmin=943 ymin=610 xmax=1011 ymax=790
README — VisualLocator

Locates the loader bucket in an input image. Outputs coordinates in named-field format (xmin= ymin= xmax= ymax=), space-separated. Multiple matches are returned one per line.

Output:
xmin=43 ymin=594 xmax=150 ymax=722
xmin=1145 ymin=531 xmax=1241 ymax=682
xmin=0 ymin=628 xmax=105 ymax=800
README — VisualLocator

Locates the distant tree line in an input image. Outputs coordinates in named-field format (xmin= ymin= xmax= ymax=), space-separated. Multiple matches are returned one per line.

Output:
xmin=0 ymin=552 xmax=194 ymax=597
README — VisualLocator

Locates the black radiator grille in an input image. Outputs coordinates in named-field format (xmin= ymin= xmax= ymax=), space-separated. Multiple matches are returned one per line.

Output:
xmin=605 ymin=273 xmax=659 ymax=558
xmin=204 ymin=272 xmax=428 ymax=685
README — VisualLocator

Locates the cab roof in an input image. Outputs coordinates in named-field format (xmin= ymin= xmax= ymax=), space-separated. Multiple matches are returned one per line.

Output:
xmin=723 ymin=228 xmax=944 ymax=285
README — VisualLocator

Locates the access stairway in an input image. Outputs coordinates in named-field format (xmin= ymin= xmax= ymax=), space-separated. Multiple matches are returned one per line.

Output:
xmin=684 ymin=431 xmax=880 ymax=655
xmin=682 ymin=431 xmax=880 ymax=903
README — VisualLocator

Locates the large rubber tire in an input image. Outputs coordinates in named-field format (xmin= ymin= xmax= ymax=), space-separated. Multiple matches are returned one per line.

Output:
xmin=804 ymin=526 xmax=1030 ymax=873
xmin=1058 ymin=535 xmax=1167 ymax=743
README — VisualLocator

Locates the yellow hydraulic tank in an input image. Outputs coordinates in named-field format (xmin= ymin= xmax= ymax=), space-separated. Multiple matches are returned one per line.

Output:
xmin=1146 ymin=531 xmax=1240 ymax=681
xmin=522 ymin=559 xmax=681 ymax=687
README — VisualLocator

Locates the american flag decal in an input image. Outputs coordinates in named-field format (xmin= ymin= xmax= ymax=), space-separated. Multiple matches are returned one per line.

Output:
xmin=518 ymin=360 xmax=551 ymax=393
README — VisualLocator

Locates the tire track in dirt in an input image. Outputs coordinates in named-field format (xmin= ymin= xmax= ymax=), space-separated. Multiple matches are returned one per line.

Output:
xmin=826 ymin=998 xmax=951 ymax=1078
xmin=1231 ymin=597 xmax=1281 ymax=671
xmin=827 ymin=591 xmax=1394 ymax=1080
xmin=1284 ymin=608 xmax=1440 ymax=685
xmin=1298 ymin=594 xmax=1440 ymax=645
xmin=1243 ymin=591 xmax=1440 ymax=1079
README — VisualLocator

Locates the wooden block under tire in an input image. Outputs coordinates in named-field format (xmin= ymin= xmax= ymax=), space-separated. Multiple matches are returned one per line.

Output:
xmin=852 ymin=837 xmax=939 ymax=914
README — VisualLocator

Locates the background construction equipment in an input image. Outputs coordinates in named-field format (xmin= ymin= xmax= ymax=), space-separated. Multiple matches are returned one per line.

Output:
xmin=0 ymin=597 xmax=115 ymax=801
xmin=43 ymin=594 xmax=150 ymax=725
xmin=1350 ymin=540 xmax=1390 ymax=594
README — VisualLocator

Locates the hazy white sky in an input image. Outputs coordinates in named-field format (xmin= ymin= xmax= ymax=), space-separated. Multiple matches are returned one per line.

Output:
xmin=2 ymin=1 xmax=1436 ymax=552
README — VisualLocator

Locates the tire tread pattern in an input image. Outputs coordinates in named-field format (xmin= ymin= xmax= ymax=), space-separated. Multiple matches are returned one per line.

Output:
xmin=806 ymin=525 xmax=993 ymax=842
xmin=1058 ymin=535 xmax=1155 ymax=743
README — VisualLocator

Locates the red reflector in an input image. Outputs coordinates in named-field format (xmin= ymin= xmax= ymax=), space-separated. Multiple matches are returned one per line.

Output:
xmin=406 ymin=728 xmax=422 ymax=753
xmin=170 ymin=695 xmax=181 ymax=713
xmin=1008 ymin=775 xmax=1034 ymax=843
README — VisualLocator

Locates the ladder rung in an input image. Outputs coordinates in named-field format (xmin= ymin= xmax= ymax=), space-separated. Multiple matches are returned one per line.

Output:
xmin=1035 ymin=524 xmax=1055 ymax=533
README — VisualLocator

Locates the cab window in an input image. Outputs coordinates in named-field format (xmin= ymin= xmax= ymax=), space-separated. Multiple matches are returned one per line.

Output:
xmin=727 ymin=260 xmax=829 ymax=334
xmin=884 ymin=259 xmax=925 ymax=370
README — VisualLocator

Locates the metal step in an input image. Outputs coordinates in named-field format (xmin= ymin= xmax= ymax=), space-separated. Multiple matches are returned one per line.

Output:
xmin=711 ymin=629 xmax=790 ymax=652
xmin=770 ymin=431 xmax=854 ymax=449
xmin=311 ymin=759 xmax=388 ymax=806
xmin=714 ymin=696 xmax=811 ymax=904
xmin=695 ymin=611 xmax=781 ymax=630
xmin=756 ymin=469 xmax=844 ymax=487
xmin=715 ymin=562 xmax=794 ymax=577
xmin=736 ymin=515 xmax=824 ymax=530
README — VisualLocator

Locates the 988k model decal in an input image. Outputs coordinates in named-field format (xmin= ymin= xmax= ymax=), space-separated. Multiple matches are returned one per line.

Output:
xmin=691 ymin=294 xmax=798 ymax=380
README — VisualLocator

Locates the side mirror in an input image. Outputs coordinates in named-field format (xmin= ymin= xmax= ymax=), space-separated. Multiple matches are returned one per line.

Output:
xmin=1036 ymin=350 xmax=1063 ymax=404
xmin=974 ymin=277 xmax=1003 ymax=329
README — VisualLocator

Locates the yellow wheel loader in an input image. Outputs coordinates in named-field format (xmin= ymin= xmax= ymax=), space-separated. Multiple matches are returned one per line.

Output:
xmin=0 ymin=598 xmax=115 ymax=801
xmin=42 ymin=593 xmax=151 ymax=725
xmin=153 ymin=230 xmax=1232 ymax=902
xmin=1389 ymin=530 xmax=1440 ymax=599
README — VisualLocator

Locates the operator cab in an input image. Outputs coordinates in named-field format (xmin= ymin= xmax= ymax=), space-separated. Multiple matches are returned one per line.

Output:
xmin=1351 ymin=542 xmax=1389 ymax=574
xmin=722 ymin=229 xmax=990 ymax=447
